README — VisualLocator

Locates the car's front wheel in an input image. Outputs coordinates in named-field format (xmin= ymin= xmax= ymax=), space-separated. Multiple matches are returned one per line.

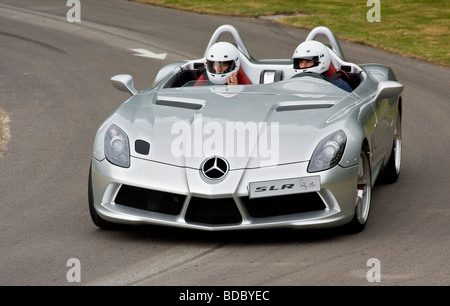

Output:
xmin=346 ymin=149 xmax=372 ymax=233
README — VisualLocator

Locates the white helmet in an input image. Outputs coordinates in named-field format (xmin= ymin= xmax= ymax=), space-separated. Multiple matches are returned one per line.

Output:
xmin=205 ymin=42 xmax=240 ymax=84
xmin=292 ymin=40 xmax=331 ymax=74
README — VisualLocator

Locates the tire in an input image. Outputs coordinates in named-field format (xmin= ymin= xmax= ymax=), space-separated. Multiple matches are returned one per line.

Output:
xmin=380 ymin=111 xmax=402 ymax=184
xmin=345 ymin=149 xmax=372 ymax=233
xmin=88 ymin=162 xmax=119 ymax=230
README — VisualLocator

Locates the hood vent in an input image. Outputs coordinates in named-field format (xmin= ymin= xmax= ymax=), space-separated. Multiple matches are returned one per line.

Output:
xmin=276 ymin=104 xmax=333 ymax=112
xmin=156 ymin=100 xmax=203 ymax=110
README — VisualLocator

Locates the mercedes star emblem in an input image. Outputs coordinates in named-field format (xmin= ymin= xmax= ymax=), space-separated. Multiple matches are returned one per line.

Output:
xmin=201 ymin=156 xmax=229 ymax=180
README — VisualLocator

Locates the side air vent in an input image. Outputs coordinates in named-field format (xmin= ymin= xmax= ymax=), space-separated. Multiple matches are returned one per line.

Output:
xmin=156 ymin=100 xmax=203 ymax=110
xmin=276 ymin=104 xmax=333 ymax=112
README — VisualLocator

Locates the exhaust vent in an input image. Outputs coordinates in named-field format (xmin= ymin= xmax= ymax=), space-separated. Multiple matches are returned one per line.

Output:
xmin=276 ymin=104 xmax=333 ymax=112
xmin=156 ymin=100 xmax=203 ymax=110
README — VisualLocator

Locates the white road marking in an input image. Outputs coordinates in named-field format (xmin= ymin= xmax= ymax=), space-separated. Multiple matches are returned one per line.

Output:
xmin=131 ymin=48 xmax=167 ymax=60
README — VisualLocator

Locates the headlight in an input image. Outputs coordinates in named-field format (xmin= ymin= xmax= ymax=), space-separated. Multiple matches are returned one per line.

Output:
xmin=308 ymin=130 xmax=347 ymax=173
xmin=104 ymin=124 xmax=130 ymax=168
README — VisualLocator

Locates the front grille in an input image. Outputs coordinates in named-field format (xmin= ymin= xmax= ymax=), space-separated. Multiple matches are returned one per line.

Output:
xmin=115 ymin=185 xmax=185 ymax=215
xmin=185 ymin=197 xmax=242 ymax=225
xmin=114 ymin=185 xmax=325 ymax=225
xmin=241 ymin=192 xmax=325 ymax=218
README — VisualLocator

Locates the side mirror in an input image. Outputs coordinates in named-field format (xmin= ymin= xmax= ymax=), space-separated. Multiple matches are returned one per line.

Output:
xmin=376 ymin=81 xmax=404 ymax=101
xmin=111 ymin=74 xmax=137 ymax=96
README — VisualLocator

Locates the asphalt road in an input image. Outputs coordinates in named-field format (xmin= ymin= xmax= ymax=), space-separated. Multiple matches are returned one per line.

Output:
xmin=0 ymin=0 xmax=449 ymax=287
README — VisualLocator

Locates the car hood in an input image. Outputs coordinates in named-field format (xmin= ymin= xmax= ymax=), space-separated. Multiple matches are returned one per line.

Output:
xmin=108 ymin=78 xmax=355 ymax=169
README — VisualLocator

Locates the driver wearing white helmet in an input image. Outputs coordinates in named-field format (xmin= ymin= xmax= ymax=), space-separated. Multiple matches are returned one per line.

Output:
xmin=292 ymin=40 xmax=352 ymax=92
xmin=196 ymin=42 xmax=251 ymax=86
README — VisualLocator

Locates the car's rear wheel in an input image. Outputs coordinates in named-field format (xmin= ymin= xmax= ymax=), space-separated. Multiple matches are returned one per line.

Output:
xmin=88 ymin=162 xmax=119 ymax=230
xmin=346 ymin=149 xmax=372 ymax=233
xmin=380 ymin=111 xmax=402 ymax=183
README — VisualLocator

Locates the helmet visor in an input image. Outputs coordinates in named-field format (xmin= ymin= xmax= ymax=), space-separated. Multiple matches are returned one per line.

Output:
xmin=206 ymin=60 xmax=236 ymax=74
xmin=293 ymin=56 xmax=320 ymax=69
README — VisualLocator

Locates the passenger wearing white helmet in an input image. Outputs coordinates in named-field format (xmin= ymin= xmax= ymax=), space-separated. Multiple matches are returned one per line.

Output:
xmin=196 ymin=42 xmax=251 ymax=86
xmin=292 ymin=40 xmax=352 ymax=92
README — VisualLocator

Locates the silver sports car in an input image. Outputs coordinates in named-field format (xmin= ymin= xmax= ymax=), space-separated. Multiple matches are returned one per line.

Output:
xmin=89 ymin=25 xmax=404 ymax=233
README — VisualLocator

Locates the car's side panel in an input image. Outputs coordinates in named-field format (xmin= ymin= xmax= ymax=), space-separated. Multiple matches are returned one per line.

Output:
xmin=359 ymin=64 xmax=402 ymax=180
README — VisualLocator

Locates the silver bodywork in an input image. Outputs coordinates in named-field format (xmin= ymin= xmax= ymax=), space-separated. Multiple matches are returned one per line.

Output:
xmin=89 ymin=25 xmax=404 ymax=233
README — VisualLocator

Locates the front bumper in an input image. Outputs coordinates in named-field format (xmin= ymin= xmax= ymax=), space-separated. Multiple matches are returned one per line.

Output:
xmin=90 ymin=157 xmax=359 ymax=231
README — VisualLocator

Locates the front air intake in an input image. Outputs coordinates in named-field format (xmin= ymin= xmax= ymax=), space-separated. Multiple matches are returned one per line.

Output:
xmin=241 ymin=192 xmax=325 ymax=217
xmin=115 ymin=185 xmax=185 ymax=215
xmin=185 ymin=197 xmax=242 ymax=225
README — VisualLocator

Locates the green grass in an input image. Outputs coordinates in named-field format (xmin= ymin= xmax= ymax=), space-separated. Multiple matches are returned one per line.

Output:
xmin=131 ymin=0 xmax=449 ymax=67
